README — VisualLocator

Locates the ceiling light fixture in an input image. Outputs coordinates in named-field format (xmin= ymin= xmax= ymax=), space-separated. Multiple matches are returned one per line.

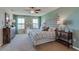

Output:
xmin=30 ymin=10 xmax=35 ymax=14
xmin=29 ymin=7 xmax=41 ymax=14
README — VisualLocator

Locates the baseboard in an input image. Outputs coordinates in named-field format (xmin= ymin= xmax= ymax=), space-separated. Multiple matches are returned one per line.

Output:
xmin=73 ymin=46 xmax=79 ymax=51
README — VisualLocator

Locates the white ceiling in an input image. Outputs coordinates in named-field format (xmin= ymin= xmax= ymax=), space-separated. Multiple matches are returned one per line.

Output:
xmin=2 ymin=7 xmax=59 ymax=16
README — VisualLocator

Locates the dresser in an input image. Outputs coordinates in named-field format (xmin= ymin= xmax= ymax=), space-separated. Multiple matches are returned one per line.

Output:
xmin=3 ymin=27 xmax=16 ymax=45
xmin=3 ymin=27 xmax=10 ymax=45
xmin=55 ymin=29 xmax=73 ymax=47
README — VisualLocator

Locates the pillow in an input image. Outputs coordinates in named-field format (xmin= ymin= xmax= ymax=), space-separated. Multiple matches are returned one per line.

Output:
xmin=48 ymin=27 xmax=55 ymax=32
xmin=42 ymin=27 xmax=49 ymax=31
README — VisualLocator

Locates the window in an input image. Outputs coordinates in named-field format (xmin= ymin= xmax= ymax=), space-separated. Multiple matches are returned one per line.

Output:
xmin=17 ymin=18 xmax=25 ymax=29
xmin=33 ymin=18 xmax=39 ymax=28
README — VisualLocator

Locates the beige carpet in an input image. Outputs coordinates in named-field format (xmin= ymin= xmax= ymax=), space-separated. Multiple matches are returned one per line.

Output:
xmin=0 ymin=34 xmax=76 ymax=51
xmin=0 ymin=34 xmax=35 ymax=51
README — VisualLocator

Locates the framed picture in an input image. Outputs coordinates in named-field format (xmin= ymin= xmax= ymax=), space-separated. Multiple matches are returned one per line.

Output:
xmin=5 ymin=12 xmax=10 ymax=27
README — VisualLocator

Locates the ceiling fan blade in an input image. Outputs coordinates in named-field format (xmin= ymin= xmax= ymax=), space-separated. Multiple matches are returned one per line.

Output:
xmin=30 ymin=7 xmax=35 ymax=9
xmin=35 ymin=9 xmax=41 ymax=11
xmin=35 ymin=11 xmax=39 ymax=13
xmin=25 ymin=7 xmax=41 ymax=14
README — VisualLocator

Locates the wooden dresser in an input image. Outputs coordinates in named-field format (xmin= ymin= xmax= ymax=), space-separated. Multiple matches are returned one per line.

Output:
xmin=3 ymin=27 xmax=10 ymax=45
xmin=55 ymin=28 xmax=73 ymax=47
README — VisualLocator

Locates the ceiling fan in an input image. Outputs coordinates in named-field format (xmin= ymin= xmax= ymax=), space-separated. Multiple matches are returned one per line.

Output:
xmin=25 ymin=7 xmax=41 ymax=14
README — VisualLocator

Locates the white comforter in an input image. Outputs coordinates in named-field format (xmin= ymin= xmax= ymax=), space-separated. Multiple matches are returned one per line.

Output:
xmin=27 ymin=29 xmax=55 ymax=45
xmin=27 ymin=29 xmax=41 ymax=40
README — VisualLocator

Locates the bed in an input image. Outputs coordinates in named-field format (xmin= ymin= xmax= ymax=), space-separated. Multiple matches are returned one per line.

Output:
xmin=27 ymin=28 xmax=55 ymax=46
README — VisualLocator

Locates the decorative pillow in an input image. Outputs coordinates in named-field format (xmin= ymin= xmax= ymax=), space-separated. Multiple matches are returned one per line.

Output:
xmin=42 ymin=27 xmax=49 ymax=31
xmin=48 ymin=27 xmax=55 ymax=32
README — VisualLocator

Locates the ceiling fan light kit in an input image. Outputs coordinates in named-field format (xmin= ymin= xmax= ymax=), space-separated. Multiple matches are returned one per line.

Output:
xmin=30 ymin=10 xmax=35 ymax=14
xmin=30 ymin=7 xmax=41 ymax=14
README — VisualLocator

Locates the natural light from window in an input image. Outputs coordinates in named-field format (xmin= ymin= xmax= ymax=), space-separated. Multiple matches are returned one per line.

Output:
xmin=33 ymin=18 xmax=39 ymax=29
xmin=17 ymin=18 xmax=25 ymax=29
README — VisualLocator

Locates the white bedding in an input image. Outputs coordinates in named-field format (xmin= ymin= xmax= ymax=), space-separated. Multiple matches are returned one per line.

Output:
xmin=27 ymin=29 xmax=55 ymax=45
xmin=27 ymin=29 xmax=41 ymax=40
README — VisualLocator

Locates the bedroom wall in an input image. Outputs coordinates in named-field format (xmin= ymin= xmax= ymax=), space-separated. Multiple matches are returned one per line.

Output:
xmin=41 ymin=7 xmax=79 ymax=49
xmin=0 ymin=8 xmax=13 ymax=46
xmin=41 ymin=7 xmax=76 ymax=28
xmin=66 ymin=8 xmax=79 ymax=48
xmin=13 ymin=15 xmax=41 ymax=34
xmin=41 ymin=10 xmax=57 ymax=27
xmin=0 ymin=8 xmax=5 ymax=46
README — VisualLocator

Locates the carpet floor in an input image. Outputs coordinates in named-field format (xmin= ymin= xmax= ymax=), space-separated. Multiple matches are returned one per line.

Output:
xmin=0 ymin=34 xmax=76 ymax=51
xmin=0 ymin=34 xmax=35 ymax=51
